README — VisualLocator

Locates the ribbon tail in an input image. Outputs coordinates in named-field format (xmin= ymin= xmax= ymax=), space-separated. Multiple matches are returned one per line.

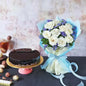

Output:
xmin=77 ymin=81 xmax=84 ymax=86
xmin=51 ymin=74 xmax=66 ymax=86
xmin=60 ymin=76 xmax=66 ymax=86
xmin=70 ymin=62 xmax=86 ymax=80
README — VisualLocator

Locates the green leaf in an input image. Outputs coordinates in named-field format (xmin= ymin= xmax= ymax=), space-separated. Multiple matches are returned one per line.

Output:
xmin=41 ymin=38 xmax=49 ymax=44
xmin=41 ymin=38 xmax=52 ymax=47
xmin=41 ymin=30 xmax=43 ymax=33
xmin=69 ymin=42 xmax=73 ymax=46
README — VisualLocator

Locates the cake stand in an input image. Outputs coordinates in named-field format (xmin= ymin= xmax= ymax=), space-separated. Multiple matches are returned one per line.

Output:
xmin=6 ymin=56 xmax=44 ymax=75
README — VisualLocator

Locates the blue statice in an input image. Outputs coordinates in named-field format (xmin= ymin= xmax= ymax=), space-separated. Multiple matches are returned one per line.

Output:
xmin=61 ymin=19 xmax=67 ymax=25
xmin=47 ymin=20 xmax=52 ymax=22
xmin=72 ymin=26 xmax=77 ymax=40
xmin=65 ymin=43 xmax=70 ymax=47
xmin=53 ymin=43 xmax=58 ymax=50
xmin=61 ymin=32 xmax=67 ymax=37
xmin=43 ymin=28 xmax=47 ymax=31
xmin=54 ymin=23 xmax=62 ymax=28
xmin=39 ymin=35 xmax=44 ymax=39
xmin=44 ymin=44 xmax=48 ymax=49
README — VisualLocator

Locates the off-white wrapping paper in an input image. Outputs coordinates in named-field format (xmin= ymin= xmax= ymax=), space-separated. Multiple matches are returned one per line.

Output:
xmin=46 ymin=58 xmax=70 ymax=75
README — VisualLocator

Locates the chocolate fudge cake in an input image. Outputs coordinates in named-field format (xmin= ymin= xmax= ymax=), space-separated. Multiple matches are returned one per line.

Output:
xmin=9 ymin=48 xmax=40 ymax=65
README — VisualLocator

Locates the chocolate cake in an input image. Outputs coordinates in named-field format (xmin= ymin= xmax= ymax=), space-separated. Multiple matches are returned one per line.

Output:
xmin=9 ymin=48 xmax=40 ymax=65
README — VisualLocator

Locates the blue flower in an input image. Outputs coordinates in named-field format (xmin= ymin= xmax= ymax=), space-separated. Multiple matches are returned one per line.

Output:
xmin=61 ymin=19 xmax=67 ymax=25
xmin=39 ymin=35 xmax=44 ymax=39
xmin=43 ymin=28 xmax=52 ymax=31
xmin=44 ymin=44 xmax=48 ymax=49
xmin=54 ymin=23 xmax=62 ymax=28
xmin=48 ymin=29 xmax=52 ymax=31
xmin=65 ymin=43 xmax=70 ymax=47
xmin=53 ymin=43 xmax=58 ymax=50
xmin=61 ymin=32 xmax=67 ymax=37
xmin=72 ymin=26 xmax=76 ymax=30
xmin=47 ymin=20 xmax=52 ymax=22
xmin=72 ymin=26 xmax=77 ymax=40
xmin=43 ymin=28 xmax=47 ymax=31
xmin=71 ymin=33 xmax=76 ymax=40
xmin=72 ymin=26 xmax=77 ymax=34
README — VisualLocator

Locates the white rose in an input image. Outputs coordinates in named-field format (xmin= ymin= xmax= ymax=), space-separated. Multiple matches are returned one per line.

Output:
xmin=65 ymin=28 xmax=73 ymax=35
xmin=42 ymin=31 xmax=51 ymax=39
xmin=51 ymin=29 xmax=60 ymax=37
xmin=65 ymin=23 xmax=72 ymax=29
xmin=59 ymin=25 xmax=66 ymax=32
xmin=58 ymin=37 xmax=66 ymax=47
xmin=53 ymin=20 xmax=60 ymax=26
xmin=65 ymin=35 xmax=73 ymax=43
xmin=49 ymin=36 xmax=58 ymax=46
xmin=65 ymin=23 xmax=73 ymax=35
xmin=59 ymin=24 xmax=73 ymax=35
xmin=44 ymin=21 xmax=54 ymax=29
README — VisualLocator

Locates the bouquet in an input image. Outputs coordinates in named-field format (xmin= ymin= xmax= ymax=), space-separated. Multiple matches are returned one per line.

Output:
xmin=39 ymin=19 xmax=77 ymax=56
xmin=38 ymin=18 xmax=79 ymax=75
xmin=37 ymin=17 xmax=86 ymax=86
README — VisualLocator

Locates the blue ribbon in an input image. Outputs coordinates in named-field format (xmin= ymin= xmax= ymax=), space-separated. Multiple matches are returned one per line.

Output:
xmin=70 ymin=62 xmax=86 ymax=80
xmin=41 ymin=57 xmax=55 ymax=69
xmin=77 ymin=81 xmax=84 ymax=86
xmin=51 ymin=74 xmax=66 ymax=86
xmin=50 ymin=62 xmax=86 ymax=86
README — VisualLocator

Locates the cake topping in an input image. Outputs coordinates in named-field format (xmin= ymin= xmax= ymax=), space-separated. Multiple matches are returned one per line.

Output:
xmin=9 ymin=49 xmax=40 ymax=61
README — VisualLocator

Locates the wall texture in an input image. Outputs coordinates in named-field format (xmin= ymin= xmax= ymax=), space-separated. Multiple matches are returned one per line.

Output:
xmin=0 ymin=0 xmax=86 ymax=56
